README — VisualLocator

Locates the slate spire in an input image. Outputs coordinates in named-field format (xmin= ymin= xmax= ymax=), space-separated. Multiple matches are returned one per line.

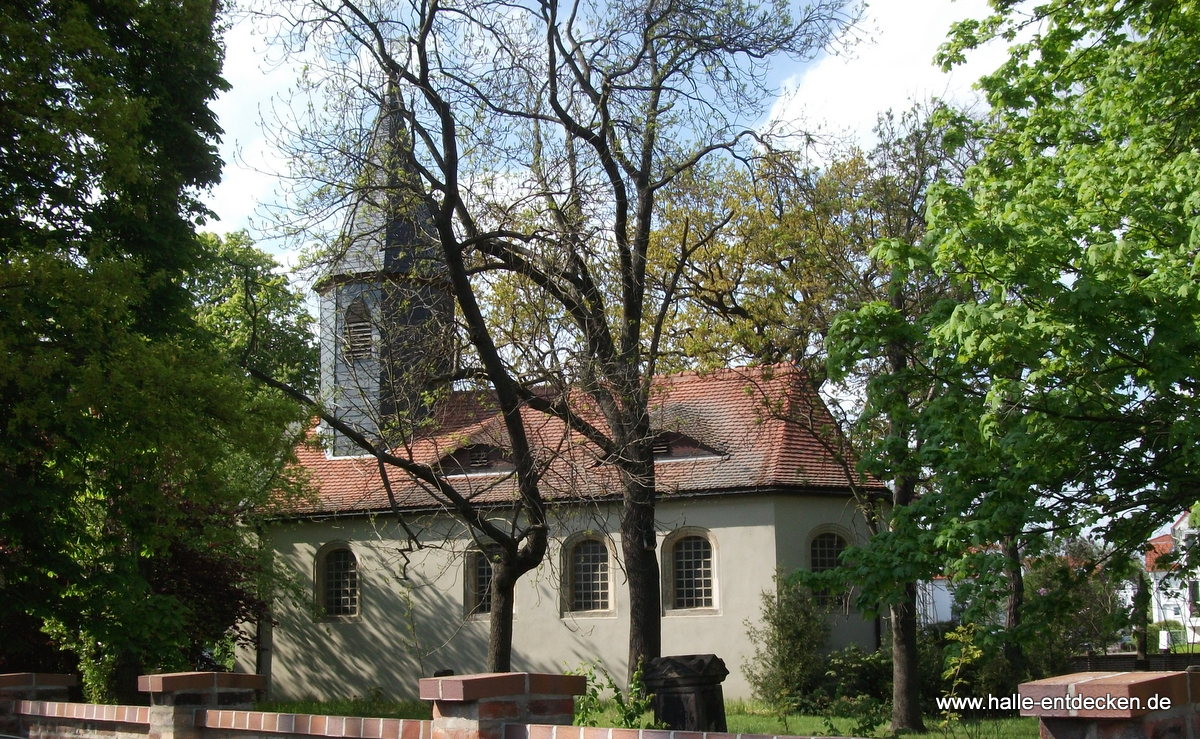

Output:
xmin=317 ymin=86 xmax=454 ymax=456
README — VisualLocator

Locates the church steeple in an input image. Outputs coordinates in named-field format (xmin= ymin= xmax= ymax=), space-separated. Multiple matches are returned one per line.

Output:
xmin=317 ymin=90 xmax=454 ymax=456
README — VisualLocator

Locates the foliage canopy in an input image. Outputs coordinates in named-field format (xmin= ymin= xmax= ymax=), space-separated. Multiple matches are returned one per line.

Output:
xmin=0 ymin=1 xmax=313 ymax=699
xmin=920 ymin=0 xmax=1200 ymax=551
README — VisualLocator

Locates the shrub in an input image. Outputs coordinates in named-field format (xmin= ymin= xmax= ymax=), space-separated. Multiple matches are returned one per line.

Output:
xmin=822 ymin=645 xmax=891 ymax=705
xmin=1148 ymin=620 xmax=1186 ymax=650
xmin=742 ymin=574 xmax=831 ymax=717
xmin=570 ymin=660 xmax=658 ymax=729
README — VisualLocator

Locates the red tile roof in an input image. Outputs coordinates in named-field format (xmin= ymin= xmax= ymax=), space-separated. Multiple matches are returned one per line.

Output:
xmin=1146 ymin=533 xmax=1175 ymax=571
xmin=284 ymin=364 xmax=886 ymax=516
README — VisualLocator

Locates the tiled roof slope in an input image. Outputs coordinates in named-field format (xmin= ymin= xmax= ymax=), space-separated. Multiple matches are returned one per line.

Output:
xmin=286 ymin=364 xmax=886 ymax=516
xmin=1146 ymin=533 xmax=1175 ymax=571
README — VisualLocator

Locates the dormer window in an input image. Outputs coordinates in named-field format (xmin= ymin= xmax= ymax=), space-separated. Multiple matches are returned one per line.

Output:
xmin=651 ymin=431 xmax=718 ymax=460
xmin=343 ymin=300 xmax=373 ymax=359
xmin=652 ymin=436 xmax=672 ymax=457
xmin=438 ymin=444 xmax=513 ymax=475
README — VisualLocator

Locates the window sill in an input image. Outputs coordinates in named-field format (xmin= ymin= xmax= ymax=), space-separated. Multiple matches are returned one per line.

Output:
xmin=562 ymin=609 xmax=617 ymax=619
xmin=465 ymin=612 xmax=516 ymax=621
xmin=316 ymin=614 xmax=362 ymax=623
xmin=663 ymin=607 xmax=720 ymax=617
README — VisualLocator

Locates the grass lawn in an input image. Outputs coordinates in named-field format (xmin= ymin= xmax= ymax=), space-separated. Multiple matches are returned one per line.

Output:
xmin=724 ymin=711 xmax=1037 ymax=738
xmin=590 ymin=702 xmax=1039 ymax=738
xmin=252 ymin=698 xmax=1039 ymax=738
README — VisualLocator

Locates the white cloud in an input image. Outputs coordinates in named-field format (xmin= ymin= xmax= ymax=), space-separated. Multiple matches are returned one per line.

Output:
xmin=203 ymin=0 xmax=1019 ymax=245
xmin=769 ymin=0 xmax=1010 ymax=146
xmin=203 ymin=16 xmax=299 ymax=248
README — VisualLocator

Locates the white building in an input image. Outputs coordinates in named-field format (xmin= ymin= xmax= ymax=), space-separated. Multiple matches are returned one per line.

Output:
xmin=1145 ymin=513 xmax=1200 ymax=645
xmin=245 ymin=366 xmax=884 ymax=700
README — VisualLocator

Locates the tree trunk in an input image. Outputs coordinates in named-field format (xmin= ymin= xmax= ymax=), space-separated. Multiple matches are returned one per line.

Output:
xmin=1002 ymin=535 xmax=1026 ymax=689
xmin=891 ymin=587 xmax=925 ymax=731
xmin=622 ymin=454 xmax=661 ymax=683
xmin=1134 ymin=571 xmax=1150 ymax=663
xmin=487 ymin=559 xmax=519 ymax=672
xmin=889 ymin=463 xmax=924 ymax=731
xmin=623 ymin=504 xmax=661 ymax=680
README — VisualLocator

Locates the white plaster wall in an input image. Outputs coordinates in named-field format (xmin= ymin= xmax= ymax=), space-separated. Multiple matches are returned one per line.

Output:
xmin=917 ymin=580 xmax=957 ymax=626
xmin=772 ymin=495 xmax=878 ymax=653
xmin=244 ymin=493 xmax=875 ymax=701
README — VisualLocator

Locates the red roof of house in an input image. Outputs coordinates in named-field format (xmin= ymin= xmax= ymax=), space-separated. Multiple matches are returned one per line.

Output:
xmin=283 ymin=364 xmax=885 ymax=516
xmin=1146 ymin=533 xmax=1175 ymax=571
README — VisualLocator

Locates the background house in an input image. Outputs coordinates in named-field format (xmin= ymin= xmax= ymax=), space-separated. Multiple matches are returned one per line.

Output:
xmin=1145 ymin=512 xmax=1200 ymax=645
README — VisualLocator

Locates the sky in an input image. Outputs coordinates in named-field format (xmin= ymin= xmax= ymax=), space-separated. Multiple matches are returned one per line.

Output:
xmin=201 ymin=0 xmax=1011 ymax=252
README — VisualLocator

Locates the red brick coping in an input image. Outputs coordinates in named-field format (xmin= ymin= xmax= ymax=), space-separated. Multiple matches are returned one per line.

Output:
xmin=201 ymin=711 xmax=432 ymax=739
xmin=419 ymin=674 xmax=586 ymax=703
xmin=139 ymin=672 xmax=267 ymax=695
xmin=0 ymin=675 xmax=77 ymax=691
xmin=1018 ymin=670 xmax=1196 ymax=719
xmin=13 ymin=701 xmax=150 ymax=725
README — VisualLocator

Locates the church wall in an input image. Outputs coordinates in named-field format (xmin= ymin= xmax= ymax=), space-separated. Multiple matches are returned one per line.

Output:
xmin=773 ymin=496 xmax=878 ymax=652
xmin=244 ymin=493 xmax=874 ymax=702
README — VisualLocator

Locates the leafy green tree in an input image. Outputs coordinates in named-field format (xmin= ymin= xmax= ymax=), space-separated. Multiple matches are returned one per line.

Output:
xmin=0 ymin=1 xmax=313 ymax=700
xmin=190 ymin=232 xmax=318 ymax=395
xmin=676 ymin=105 xmax=972 ymax=730
xmin=827 ymin=0 xmax=1200 ymax=698
xmin=918 ymin=0 xmax=1200 ymax=567
xmin=1021 ymin=540 xmax=1134 ymax=673
xmin=946 ymin=537 xmax=1135 ymax=691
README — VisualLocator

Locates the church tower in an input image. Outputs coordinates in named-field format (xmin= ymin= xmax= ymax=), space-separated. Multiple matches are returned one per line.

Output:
xmin=316 ymin=94 xmax=454 ymax=456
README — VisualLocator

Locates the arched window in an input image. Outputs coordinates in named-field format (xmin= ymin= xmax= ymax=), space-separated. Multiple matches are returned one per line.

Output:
xmin=466 ymin=548 xmax=497 ymax=617
xmin=343 ymin=300 xmax=373 ymax=359
xmin=566 ymin=537 xmax=610 ymax=612
xmin=810 ymin=532 xmax=847 ymax=573
xmin=810 ymin=531 xmax=848 ymax=608
xmin=664 ymin=531 xmax=715 ymax=610
xmin=317 ymin=545 xmax=359 ymax=618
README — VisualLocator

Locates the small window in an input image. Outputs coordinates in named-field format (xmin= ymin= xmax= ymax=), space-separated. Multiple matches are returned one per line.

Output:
xmin=437 ymin=444 xmax=514 ymax=476
xmin=469 ymin=446 xmax=492 ymax=468
xmin=672 ymin=535 xmax=713 ymax=609
xmin=343 ymin=301 xmax=373 ymax=359
xmin=650 ymin=431 xmax=718 ymax=460
xmin=568 ymin=538 xmax=610 ymax=612
xmin=321 ymin=547 xmax=359 ymax=617
xmin=467 ymin=548 xmax=497 ymax=617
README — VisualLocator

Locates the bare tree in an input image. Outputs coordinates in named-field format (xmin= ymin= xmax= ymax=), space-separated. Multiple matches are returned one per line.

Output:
xmin=253 ymin=0 xmax=857 ymax=677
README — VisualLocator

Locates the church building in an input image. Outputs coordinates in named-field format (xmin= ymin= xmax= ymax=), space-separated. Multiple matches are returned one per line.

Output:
xmin=241 ymin=102 xmax=883 ymax=701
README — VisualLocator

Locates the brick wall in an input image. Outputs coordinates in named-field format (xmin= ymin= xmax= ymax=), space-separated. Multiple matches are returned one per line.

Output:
xmin=1 ymin=672 xmax=863 ymax=739
xmin=1019 ymin=670 xmax=1200 ymax=738
xmin=15 ymin=700 xmax=150 ymax=739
